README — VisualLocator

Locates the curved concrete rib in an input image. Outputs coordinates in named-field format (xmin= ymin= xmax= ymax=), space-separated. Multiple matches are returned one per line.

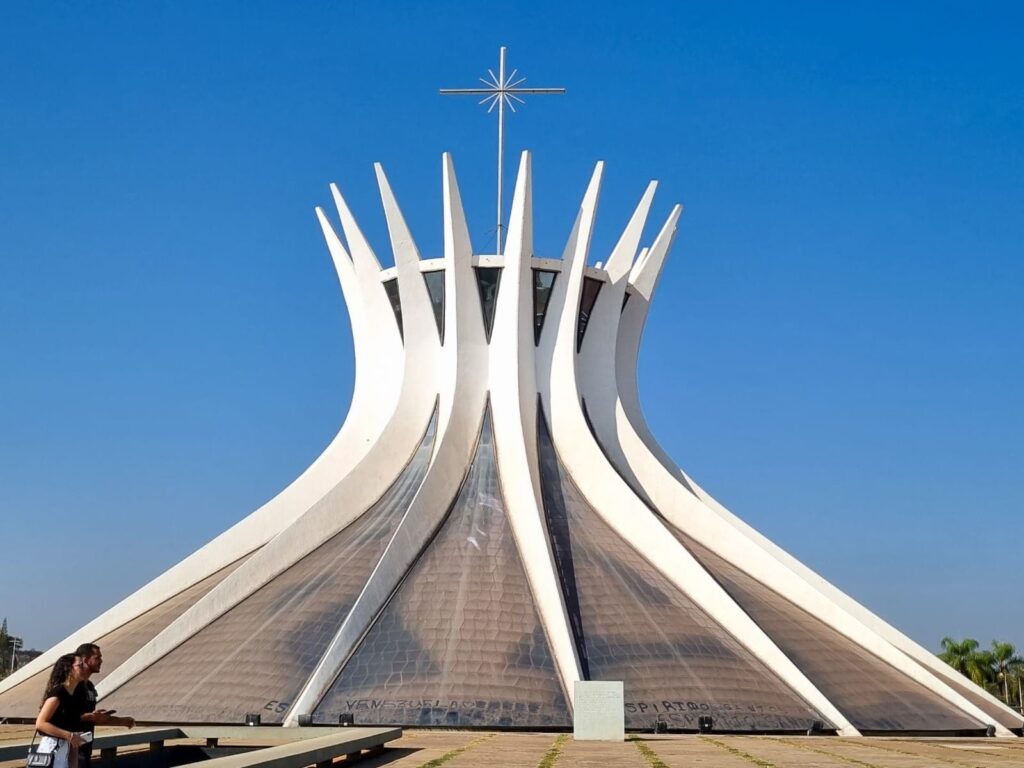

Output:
xmin=329 ymin=182 xmax=404 ymax=440
xmin=284 ymin=153 xmax=491 ymax=722
xmin=598 ymin=208 xmax=1015 ymax=735
xmin=539 ymin=166 xmax=858 ymax=735
xmin=97 ymin=180 xmax=442 ymax=700
xmin=489 ymin=151 xmax=582 ymax=706
xmin=0 ymin=188 xmax=405 ymax=695
xmin=13 ymin=152 xmax=1013 ymax=737
xmin=577 ymin=180 xmax=661 ymax=498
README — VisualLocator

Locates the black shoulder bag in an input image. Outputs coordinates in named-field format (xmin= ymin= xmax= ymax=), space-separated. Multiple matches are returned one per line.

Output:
xmin=26 ymin=731 xmax=56 ymax=768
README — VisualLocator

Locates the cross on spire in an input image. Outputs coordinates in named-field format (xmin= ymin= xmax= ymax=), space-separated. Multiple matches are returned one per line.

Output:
xmin=440 ymin=46 xmax=566 ymax=254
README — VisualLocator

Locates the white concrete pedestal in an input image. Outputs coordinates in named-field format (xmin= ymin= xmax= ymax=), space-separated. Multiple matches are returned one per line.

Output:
xmin=573 ymin=681 xmax=624 ymax=741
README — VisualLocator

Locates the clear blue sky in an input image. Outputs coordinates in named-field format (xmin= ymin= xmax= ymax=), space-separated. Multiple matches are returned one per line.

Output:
xmin=1 ymin=2 xmax=1021 ymax=653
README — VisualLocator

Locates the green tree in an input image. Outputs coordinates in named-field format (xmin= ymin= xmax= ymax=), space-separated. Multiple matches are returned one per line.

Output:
xmin=990 ymin=640 xmax=1024 ymax=705
xmin=0 ymin=618 xmax=9 ymax=681
xmin=1008 ymin=661 xmax=1024 ymax=712
xmin=938 ymin=637 xmax=994 ymax=688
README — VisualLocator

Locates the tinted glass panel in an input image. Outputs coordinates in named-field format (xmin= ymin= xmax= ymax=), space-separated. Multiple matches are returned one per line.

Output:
xmin=675 ymin=533 xmax=985 ymax=733
xmin=314 ymin=409 xmax=570 ymax=728
xmin=103 ymin=409 xmax=438 ymax=724
xmin=915 ymin=659 xmax=1023 ymax=730
xmin=474 ymin=267 xmax=502 ymax=342
xmin=0 ymin=558 xmax=250 ymax=718
xmin=532 ymin=270 xmax=557 ymax=345
xmin=382 ymin=278 xmax=403 ymax=340
xmin=538 ymin=406 xmax=590 ymax=681
xmin=536 ymin=407 xmax=828 ymax=732
xmin=100 ymin=559 xmax=252 ymax=664
xmin=422 ymin=271 xmax=445 ymax=343
xmin=576 ymin=277 xmax=603 ymax=352
xmin=0 ymin=667 xmax=50 ymax=718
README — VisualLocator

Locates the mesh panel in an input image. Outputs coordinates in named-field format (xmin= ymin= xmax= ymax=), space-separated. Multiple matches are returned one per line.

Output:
xmin=314 ymin=409 xmax=571 ymax=728
xmin=912 ymin=657 xmax=1023 ymax=730
xmin=676 ymin=533 xmax=985 ymax=732
xmin=102 ymin=410 xmax=438 ymax=724
xmin=0 ymin=558 xmax=248 ymax=718
xmin=97 ymin=558 xmax=251 ymax=672
xmin=536 ymin=409 xmax=828 ymax=732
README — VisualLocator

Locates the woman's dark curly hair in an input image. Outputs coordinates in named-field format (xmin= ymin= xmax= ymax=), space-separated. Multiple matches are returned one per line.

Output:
xmin=40 ymin=653 xmax=78 ymax=708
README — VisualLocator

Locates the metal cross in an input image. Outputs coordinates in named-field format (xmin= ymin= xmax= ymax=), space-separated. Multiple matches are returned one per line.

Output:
xmin=440 ymin=46 xmax=566 ymax=254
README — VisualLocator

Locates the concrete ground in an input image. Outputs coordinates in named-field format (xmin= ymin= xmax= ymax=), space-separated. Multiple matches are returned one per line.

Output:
xmin=2 ymin=725 xmax=1023 ymax=768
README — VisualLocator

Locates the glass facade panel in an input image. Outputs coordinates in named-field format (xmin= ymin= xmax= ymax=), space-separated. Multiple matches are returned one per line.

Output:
xmin=532 ymin=270 xmax=557 ymax=345
xmin=914 ymin=657 xmax=1023 ymax=729
xmin=0 ymin=557 xmax=250 ymax=719
xmin=576 ymin=277 xmax=603 ymax=352
xmin=314 ymin=409 xmax=570 ymax=728
xmin=422 ymin=270 xmax=445 ymax=343
xmin=0 ymin=667 xmax=50 ymax=719
xmin=382 ymin=278 xmax=403 ymax=340
xmin=674 ymin=533 xmax=985 ymax=733
xmin=474 ymin=267 xmax=502 ymax=342
xmin=102 ymin=409 xmax=438 ymax=724
xmin=536 ymin=407 xmax=829 ymax=731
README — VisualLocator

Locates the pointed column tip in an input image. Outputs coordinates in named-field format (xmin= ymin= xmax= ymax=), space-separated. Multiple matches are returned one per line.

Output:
xmin=515 ymin=151 xmax=532 ymax=179
xmin=442 ymin=152 xmax=458 ymax=183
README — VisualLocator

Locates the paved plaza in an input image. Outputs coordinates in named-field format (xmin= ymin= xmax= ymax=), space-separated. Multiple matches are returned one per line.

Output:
xmin=2 ymin=726 xmax=1023 ymax=768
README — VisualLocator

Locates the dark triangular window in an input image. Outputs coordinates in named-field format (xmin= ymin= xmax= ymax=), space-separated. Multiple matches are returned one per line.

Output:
xmin=621 ymin=291 xmax=631 ymax=312
xmin=536 ymin=401 xmax=590 ymax=679
xmin=576 ymin=276 xmax=603 ymax=352
xmin=382 ymin=278 xmax=403 ymax=341
xmin=474 ymin=267 xmax=502 ymax=342
xmin=422 ymin=270 xmax=445 ymax=343
xmin=532 ymin=269 xmax=558 ymax=345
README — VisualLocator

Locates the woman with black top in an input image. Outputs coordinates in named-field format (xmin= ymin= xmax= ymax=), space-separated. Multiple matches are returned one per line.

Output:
xmin=34 ymin=654 xmax=88 ymax=768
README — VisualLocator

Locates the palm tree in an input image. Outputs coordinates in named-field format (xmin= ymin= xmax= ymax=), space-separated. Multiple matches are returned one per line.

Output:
xmin=973 ymin=648 xmax=997 ymax=692
xmin=990 ymin=641 xmax=1024 ymax=704
xmin=939 ymin=637 xmax=994 ymax=688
